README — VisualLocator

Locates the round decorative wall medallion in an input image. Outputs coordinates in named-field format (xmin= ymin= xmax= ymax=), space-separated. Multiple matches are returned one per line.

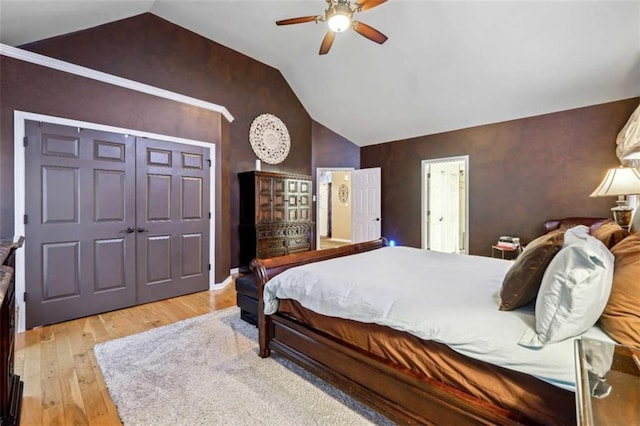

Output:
xmin=249 ymin=113 xmax=291 ymax=165
xmin=338 ymin=183 xmax=349 ymax=203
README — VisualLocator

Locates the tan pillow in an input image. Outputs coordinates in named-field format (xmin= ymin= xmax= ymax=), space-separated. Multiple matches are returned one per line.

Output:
xmin=598 ymin=233 xmax=640 ymax=347
xmin=499 ymin=230 xmax=565 ymax=311
xmin=590 ymin=220 xmax=629 ymax=249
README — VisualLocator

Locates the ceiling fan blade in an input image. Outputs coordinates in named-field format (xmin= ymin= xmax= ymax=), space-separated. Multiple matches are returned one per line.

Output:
xmin=352 ymin=21 xmax=388 ymax=44
xmin=355 ymin=0 xmax=388 ymax=12
xmin=276 ymin=16 xmax=322 ymax=26
xmin=319 ymin=30 xmax=336 ymax=55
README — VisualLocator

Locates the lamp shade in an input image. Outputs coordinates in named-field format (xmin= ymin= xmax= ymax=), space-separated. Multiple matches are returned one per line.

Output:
xmin=616 ymin=104 xmax=640 ymax=165
xmin=622 ymin=145 xmax=640 ymax=160
xmin=590 ymin=166 xmax=640 ymax=197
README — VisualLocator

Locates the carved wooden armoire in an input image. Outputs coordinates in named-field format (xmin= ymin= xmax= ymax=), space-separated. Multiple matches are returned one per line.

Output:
xmin=238 ymin=171 xmax=313 ymax=268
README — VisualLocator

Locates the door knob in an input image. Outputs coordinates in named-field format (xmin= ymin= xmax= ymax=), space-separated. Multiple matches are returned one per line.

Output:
xmin=137 ymin=227 xmax=148 ymax=233
xmin=126 ymin=227 xmax=135 ymax=233
xmin=374 ymin=218 xmax=381 ymax=222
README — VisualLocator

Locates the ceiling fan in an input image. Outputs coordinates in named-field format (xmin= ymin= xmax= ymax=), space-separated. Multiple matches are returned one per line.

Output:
xmin=276 ymin=0 xmax=388 ymax=55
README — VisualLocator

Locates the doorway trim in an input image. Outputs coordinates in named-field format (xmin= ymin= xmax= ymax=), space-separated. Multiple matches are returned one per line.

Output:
xmin=13 ymin=110 xmax=217 ymax=332
xmin=421 ymin=155 xmax=469 ymax=253
xmin=315 ymin=167 xmax=355 ymax=250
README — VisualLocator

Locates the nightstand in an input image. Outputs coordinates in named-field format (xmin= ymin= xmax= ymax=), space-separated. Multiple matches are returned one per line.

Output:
xmin=491 ymin=245 xmax=521 ymax=260
xmin=574 ymin=337 xmax=640 ymax=425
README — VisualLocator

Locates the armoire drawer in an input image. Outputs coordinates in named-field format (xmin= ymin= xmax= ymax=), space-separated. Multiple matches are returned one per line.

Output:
xmin=257 ymin=238 xmax=287 ymax=259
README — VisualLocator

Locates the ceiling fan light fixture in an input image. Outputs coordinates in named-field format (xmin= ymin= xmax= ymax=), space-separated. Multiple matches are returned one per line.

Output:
xmin=276 ymin=0 xmax=388 ymax=55
xmin=327 ymin=4 xmax=352 ymax=32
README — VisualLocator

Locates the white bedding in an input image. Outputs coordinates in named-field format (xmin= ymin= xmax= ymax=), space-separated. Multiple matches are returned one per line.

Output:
xmin=263 ymin=246 xmax=613 ymax=390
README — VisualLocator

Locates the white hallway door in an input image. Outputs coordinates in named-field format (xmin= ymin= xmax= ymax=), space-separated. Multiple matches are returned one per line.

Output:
xmin=423 ymin=157 xmax=468 ymax=253
xmin=351 ymin=167 xmax=382 ymax=243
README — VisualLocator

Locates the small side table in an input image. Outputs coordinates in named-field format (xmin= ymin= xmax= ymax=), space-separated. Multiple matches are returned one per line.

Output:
xmin=491 ymin=245 xmax=521 ymax=260
xmin=574 ymin=337 xmax=640 ymax=425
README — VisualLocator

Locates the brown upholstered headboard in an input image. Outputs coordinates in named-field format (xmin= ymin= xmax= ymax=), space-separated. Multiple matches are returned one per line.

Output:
xmin=543 ymin=217 xmax=609 ymax=233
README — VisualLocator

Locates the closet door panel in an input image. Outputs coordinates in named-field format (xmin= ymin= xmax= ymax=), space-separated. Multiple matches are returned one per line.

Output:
xmin=135 ymin=138 xmax=210 ymax=304
xmin=24 ymin=122 xmax=136 ymax=328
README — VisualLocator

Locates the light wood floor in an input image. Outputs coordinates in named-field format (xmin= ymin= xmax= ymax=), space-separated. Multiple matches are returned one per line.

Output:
xmin=14 ymin=284 xmax=237 ymax=426
xmin=319 ymin=237 xmax=351 ymax=250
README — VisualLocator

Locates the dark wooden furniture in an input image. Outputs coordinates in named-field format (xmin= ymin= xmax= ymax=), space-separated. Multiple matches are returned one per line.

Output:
xmin=0 ymin=237 xmax=23 ymax=426
xmin=235 ymin=273 xmax=259 ymax=326
xmin=251 ymin=239 xmax=512 ymax=425
xmin=251 ymin=239 xmax=573 ymax=425
xmin=575 ymin=337 xmax=640 ymax=426
xmin=248 ymin=217 xmax=619 ymax=424
xmin=543 ymin=217 xmax=608 ymax=233
xmin=238 ymin=171 xmax=313 ymax=269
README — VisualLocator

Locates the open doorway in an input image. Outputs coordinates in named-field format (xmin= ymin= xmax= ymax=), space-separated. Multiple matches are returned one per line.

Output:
xmin=317 ymin=168 xmax=354 ymax=250
xmin=422 ymin=156 xmax=469 ymax=254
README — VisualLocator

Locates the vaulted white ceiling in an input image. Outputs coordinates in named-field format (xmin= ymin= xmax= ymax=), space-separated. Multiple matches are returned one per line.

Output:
xmin=1 ymin=1 xmax=639 ymax=146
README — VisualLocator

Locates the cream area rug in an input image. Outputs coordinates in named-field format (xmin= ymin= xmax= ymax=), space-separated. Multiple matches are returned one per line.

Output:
xmin=94 ymin=307 xmax=393 ymax=425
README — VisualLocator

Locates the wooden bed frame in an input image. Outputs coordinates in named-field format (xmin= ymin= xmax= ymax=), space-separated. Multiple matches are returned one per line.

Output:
xmin=250 ymin=239 xmax=528 ymax=425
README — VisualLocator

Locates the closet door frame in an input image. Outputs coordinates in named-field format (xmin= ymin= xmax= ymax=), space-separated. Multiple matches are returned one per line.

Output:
xmin=12 ymin=110 xmax=216 ymax=332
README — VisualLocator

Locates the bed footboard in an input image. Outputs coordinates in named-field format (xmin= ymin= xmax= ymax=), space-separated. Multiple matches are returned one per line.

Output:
xmin=250 ymin=238 xmax=387 ymax=357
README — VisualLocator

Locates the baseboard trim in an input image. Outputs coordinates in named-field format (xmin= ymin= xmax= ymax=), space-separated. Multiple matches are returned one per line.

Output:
xmin=212 ymin=274 xmax=233 ymax=290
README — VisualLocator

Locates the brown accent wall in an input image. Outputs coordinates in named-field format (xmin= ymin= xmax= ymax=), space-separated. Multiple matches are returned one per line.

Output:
xmin=311 ymin=120 xmax=361 ymax=173
xmin=0 ymin=13 xmax=318 ymax=276
xmin=310 ymin=120 xmax=361 ymax=232
xmin=361 ymin=98 xmax=640 ymax=256
xmin=0 ymin=55 xmax=227 ymax=279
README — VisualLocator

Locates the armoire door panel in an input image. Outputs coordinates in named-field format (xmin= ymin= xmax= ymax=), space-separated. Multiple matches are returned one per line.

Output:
xmin=257 ymin=176 xmax=273 ymax=223
xmin=273 ymin=179 xmax=286 ymax=194
xmin=272 ymin=209 xmax=286 ymax=222
xmin=272 ymin=186 xmax=286 ymax=222
xmin=258 ymin=197 xmax=272 ymax=223
xmin=299 ymin=208 xmax=310 ymax=221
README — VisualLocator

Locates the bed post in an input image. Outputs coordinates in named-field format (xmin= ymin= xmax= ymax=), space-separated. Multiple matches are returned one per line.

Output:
xmin=250 ymin=258 xmax=271 ymax=358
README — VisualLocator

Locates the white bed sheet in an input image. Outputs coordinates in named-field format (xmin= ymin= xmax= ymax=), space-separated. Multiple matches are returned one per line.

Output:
xmin=263 ymin=246 xmax=613 ymax=390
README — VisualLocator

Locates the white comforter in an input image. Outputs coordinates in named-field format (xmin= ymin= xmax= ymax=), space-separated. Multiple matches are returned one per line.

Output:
xmin=263 ymin=246 xmax=613 ymax=390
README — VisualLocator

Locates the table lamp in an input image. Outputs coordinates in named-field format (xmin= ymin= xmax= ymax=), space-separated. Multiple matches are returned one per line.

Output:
xmin=622 ymin=145 xmax=640 ymax=161
xmin=590 ymin=166 xmax=640 ymax=228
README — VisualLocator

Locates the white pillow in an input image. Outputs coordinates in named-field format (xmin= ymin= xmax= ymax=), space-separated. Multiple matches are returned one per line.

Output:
xmin=563 ymin=225 xmax=589 ymax=245
xmin=518 ymin=233 xmax=613 ymax=348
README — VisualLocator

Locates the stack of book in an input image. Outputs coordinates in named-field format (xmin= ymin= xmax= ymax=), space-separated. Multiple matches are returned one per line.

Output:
xmin=496 ymin=236 xmax=520 ymax=250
